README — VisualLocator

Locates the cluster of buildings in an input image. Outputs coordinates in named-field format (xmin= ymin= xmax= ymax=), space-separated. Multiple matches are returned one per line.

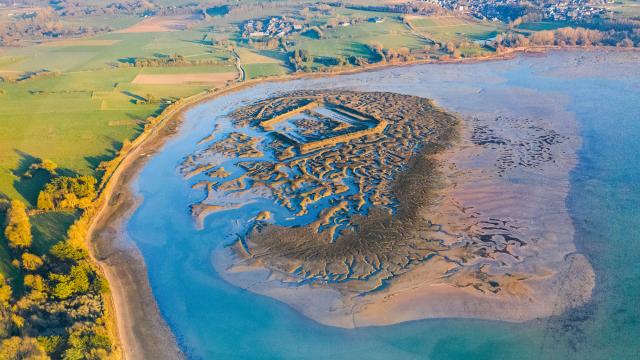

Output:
xmin=423 ymin=0 xmax=612 ymax=22
xmin=539 ymin=1 xmax=611 ymax=21
xmin=242 ymin=16 xmax=302 ymax=39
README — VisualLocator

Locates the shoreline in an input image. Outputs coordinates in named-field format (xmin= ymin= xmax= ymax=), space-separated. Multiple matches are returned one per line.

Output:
xmin=86 ymin=46 xmax=610 ymax=359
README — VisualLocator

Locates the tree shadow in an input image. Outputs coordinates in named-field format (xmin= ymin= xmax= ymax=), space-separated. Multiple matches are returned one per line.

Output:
xmin=11 ymin=150 xmax=76 ymax=207
xmin=117 ymin=57 xmax=137 ymax=65
xmin=121 ymin=90 xmax=148 ymax=104
xmin=85 ymin=141 xmax=120 ymax=179
xmin=85 ymin=152 xmax=116 ymax=173
xmin=0 ymin=192 xmax=9 ymax=211
xmin=182 ymin=39 xmax=211 ymax=46
xmin=12 ymin=150 xmax=49 ymax=207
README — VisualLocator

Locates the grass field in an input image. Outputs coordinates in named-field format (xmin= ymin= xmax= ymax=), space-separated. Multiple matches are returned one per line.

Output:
xmin=0 ymin=30 xmax=233 ymax=72
xmin=408 ymin=16 xmax=504 ymax=43
xmin=290 ymin=9 xmax=430 ymax=61
xmin=244 ymin=63 xmax=288 ymax=79
xmin=518 ymin=21 xmax=572 ymax=32
xmin=236 ymin=47 xmax=290 ymax=79
xmin=0 ymin=21 xmax=239 ymax=205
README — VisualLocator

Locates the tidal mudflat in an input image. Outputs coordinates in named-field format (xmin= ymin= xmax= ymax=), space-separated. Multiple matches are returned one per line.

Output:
xmin=126 ymin=50 xmax=640 ymax=358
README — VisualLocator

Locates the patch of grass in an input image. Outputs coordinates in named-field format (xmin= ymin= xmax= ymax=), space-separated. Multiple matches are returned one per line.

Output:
xmin=290 ymin=12 xmax=429 ymax=60
xmin=60 ymin=14 xmax=142 ymax=31
xmin=0 ymin=30 xmax=230 ymax=72
xmin=518 ymin=21 xmax=572 ymax=32
xmin=458 ymin=45 xmax=493 ymax=57
xmin=236 ymin=47 xmax=286 ymax=64
xmin=0 ymin=25 xmax=239 ymax=204
xmin=244 ymin=63 xmax=288 ymax=79
xmin=139 ymin=64 xmax=236 ymax=74
xmin=0 ymin=70 xmax=151 ymax=202
xmin=409 ymin=16 xmax=504 ymax=43
xmin=31 ymin=211 xmax=78 ymax=255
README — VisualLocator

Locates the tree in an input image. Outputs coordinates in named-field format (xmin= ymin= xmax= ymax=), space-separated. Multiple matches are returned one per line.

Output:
xmin=0 ymin=274 xmax=12 ymax=338
xmin=63 ymin=325 xmax=111 ymax=360
xmin=0 ymin=274 xmax=11 ymax=305
xmin=619 ymin=37 xmax=634 ymax=47
xmin=445 ymin=42 xmax=456 ymax=54
xmin=50 ymin=241 xmax=86 ymax=262
xmin=49 ymin=264 xmax=90 ymax=299
xmin=37 ymin=159 xmax=57 ymax=174
xmin=37 ymin=175 xmax=97 ymax=210
xmin=4 ymin=200 xmax=32 ymax=249
xmin=289 ymin=49 xmax=314 ymax=71
xmin=36 ymin=191 xmax=54 ymax=211
xmin=21 ymin=253 xmax=43 ymax=271
xmin=530 ymin=30 xmax=555 ymax=45
xmin=0 ymin=337 xmax=48 ymax=360
xmin=23 ymin=274 xmax=45 ymax=292
xmin=26 ymin=159 xmax=57 ymax=177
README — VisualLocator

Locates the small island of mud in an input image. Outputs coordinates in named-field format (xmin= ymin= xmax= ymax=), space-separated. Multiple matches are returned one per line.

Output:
xmin=179 ymin=90 xmax=594 ymax=328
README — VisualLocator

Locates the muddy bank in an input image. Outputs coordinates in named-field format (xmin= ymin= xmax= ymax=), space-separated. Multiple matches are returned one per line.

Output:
xmin=88 ymin=110 xmax=185 ymax=359
xmin=210 ymin=91 xmax=594 ymax=327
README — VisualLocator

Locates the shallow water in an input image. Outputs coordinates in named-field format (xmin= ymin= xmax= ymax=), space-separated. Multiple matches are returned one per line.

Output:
xmin=127 ymin=50 xmax=640 ymax=359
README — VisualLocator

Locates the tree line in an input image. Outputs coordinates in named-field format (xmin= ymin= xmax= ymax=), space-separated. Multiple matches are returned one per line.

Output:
xmin=494 ymin=26 xmax=639 ymax=49
xmin=118 ymin=53 xmax=233 ymax=68
xmin=0 ymin=159 xmax=112 ymax=358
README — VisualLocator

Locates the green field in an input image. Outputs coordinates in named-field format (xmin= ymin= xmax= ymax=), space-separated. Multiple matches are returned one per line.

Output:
xmin=0 ymin=23 xmax=239 ymax=206
xmin=244 ymin=63 xmax=288 ymax=79
xmin=409 ymin=16 xmax=504 ymax=43
xmin=290 ymin=9 xmax=430 ymax=61
xmin=0 ymin=30 xmax=234 ymax=73
xmin=236 ymin=47 xmax=290 ymax=79
xmin=518 ymin=21 xmax=572 ymax=32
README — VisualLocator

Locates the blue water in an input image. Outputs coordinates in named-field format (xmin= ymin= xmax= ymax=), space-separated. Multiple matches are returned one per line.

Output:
xmin=127 ymin=51 xmax=640 ymax=359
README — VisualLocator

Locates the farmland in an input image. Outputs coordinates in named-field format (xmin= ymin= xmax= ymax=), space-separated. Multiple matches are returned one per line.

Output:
xmin=291 ymin=9 xmax=431 ymax=60
xmin=407 ymin=15 xmax=504 ymax=43
xmin=236 ymin=47 xmax=289 ymax=79
xmin=0 ymin=25 xmax=239 ymax=206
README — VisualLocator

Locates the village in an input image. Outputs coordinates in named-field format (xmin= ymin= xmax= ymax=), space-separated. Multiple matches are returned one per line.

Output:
xmin=242 ymin=16 xmax=303 ymax=40
xmin=427 ymin=0 xmax=614 ymax=21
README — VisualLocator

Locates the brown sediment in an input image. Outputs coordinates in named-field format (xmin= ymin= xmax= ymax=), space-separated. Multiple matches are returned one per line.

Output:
xmin=207 ymin=167 xmax=230 ymax=179
xmin=196 ymin=124 xmax=220 ymax=145
xmin=210 ymin=90 xmax=594 ymax=328
xmin=256 ymin=211 xmax=271 ymax=221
